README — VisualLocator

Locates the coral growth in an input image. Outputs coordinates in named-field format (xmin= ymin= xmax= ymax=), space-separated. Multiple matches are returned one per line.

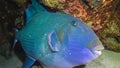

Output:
xmin=63 ymin=0 xmax=87 ymax=20
xmin=38 ymin=0 xmax=64 ymax=9
xmin=96 ymin=0 xmax=120 ymax=52
xmin=61 ymin=0 xmax=114 ymax=31
xmin=97 ymin=16 xmax=120 ymax=52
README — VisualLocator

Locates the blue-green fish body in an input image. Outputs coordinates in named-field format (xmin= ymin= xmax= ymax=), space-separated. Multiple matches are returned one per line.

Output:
xmin=15 ymin=0 xmax=104 ymax=68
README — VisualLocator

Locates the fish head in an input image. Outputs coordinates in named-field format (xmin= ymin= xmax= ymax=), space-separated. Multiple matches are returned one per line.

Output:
xmin=59 ymin=18 xmax=104 ymax=65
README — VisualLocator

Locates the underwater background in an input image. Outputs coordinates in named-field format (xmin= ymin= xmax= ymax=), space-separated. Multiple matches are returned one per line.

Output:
xmin=0 ymin=0 xmax=120 ymax=68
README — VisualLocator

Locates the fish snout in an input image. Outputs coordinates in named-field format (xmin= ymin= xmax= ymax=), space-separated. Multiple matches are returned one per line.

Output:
xmin=93 ymin=44 xmax=104 ymax=55
xmin=94 ymin=44 xmax=104 ymax=51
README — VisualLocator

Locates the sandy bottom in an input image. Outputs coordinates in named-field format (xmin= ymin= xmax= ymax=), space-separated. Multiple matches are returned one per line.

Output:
xmin=85 ymin=50 xmax=120 ymax=68
xmin=0 ymin=50 xmax=120 ymax=68
xmin=0 ymin=54 xmax=22 ymax=68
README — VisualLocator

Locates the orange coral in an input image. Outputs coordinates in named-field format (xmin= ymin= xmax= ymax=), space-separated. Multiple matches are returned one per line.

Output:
xmin=63 ymin=0 xmax=87 ymax=20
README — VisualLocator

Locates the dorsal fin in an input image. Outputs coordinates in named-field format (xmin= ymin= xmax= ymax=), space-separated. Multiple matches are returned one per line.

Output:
xmin=25 ymin=0 xmax=47 ymax=22
xmin=31 ymin=0 xmax=46 ymax=12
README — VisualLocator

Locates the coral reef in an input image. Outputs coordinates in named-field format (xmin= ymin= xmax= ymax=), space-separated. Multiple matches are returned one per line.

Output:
xmin=97 ymin=16 xmax=120 ymax=52
xmin=38 ymin=0 xmax=64 ymax=9
xmin=96 ymin=0 xmax=120 ymax=52
xmin=62 ymin=0 xmax=116 ymax=31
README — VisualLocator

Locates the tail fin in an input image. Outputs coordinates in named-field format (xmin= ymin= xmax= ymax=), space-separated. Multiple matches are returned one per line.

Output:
xmin=25 ymin=0 xmax=47 ymax=22
xmin=13 ymin=28 xmax=19 ymax=48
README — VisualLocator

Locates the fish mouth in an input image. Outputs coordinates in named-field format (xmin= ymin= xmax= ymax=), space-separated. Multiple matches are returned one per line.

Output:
xmin=94 ymin=50 xmax=102 ymax=55
xmin=93 ymin=44 xmax=104 ymax=51
xmin=91 ymin=50 xmax=102 ymax=58
xmin=92 ymin=44 xmax=104 ymax=56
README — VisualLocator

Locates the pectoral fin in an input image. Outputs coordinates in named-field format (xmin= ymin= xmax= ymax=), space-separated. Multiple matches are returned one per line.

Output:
xmin=48 ymin=31 xmax=62 ymax=52
xmin=13 ymin=28 xmax=19 ymax=49
xmin=22 ymin=56 xmax=36 ymax=68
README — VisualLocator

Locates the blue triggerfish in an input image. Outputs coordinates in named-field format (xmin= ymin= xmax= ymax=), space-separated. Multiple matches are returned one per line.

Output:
xmin=14 ymin=0 xmax=104 ymax=68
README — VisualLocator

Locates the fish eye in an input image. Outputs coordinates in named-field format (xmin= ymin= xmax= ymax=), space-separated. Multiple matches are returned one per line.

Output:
xmin=71 ymin=20 xmax=78 ymax=26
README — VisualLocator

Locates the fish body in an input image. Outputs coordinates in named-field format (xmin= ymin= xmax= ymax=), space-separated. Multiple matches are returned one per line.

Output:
xmin=15 ymin=0 xmax=104 ymax=68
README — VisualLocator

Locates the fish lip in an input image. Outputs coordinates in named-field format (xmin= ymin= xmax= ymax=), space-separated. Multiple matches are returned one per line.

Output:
xmin=91 ymin=44 xmax=104 ymax=56
xmin=93 ymin=44 xmax=104 ymax=51
xmin=94 ymin=50 xmax=102 ymax=55
xmin=90 ymin=50 xmax=102 ymax=59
